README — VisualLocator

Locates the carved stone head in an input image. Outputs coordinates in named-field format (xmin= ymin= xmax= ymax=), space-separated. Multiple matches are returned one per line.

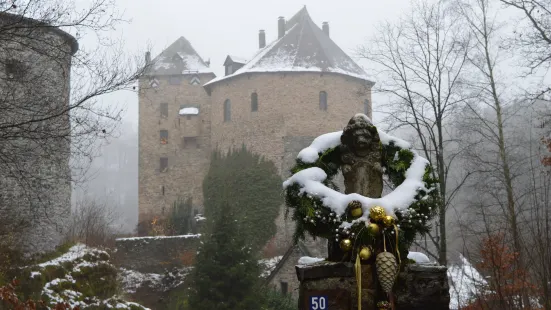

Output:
xmin=341 ymin=114 xmax=380 ymax=157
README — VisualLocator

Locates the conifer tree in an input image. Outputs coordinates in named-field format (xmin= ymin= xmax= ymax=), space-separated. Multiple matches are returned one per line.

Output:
xmin=202 ymin=146 xmax=281 ymax=251
xmin=187 ymin=203 xmax=262 ymax=310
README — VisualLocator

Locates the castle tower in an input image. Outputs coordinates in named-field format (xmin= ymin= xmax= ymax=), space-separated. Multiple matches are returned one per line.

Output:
xmin=203 ymin=7 xmax=374 ymax=248
xmin=0 ymin=12 xmax=78 ymax=254
xmin=138 ymin=37 xmax=215 ymax=227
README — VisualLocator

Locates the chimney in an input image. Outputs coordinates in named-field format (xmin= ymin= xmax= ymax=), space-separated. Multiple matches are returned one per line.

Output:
xmin=322 ymin=22 xmax=329 ymax=37
xmin=206 ymin=58 xmax=210 ymax=67
xmin=278 ymin=16 xmax=285 ymax=39
xmin=259 ymin=30 xmax=266 ymax=48
xmin=145 ymin=51 xmax=151 ymax=64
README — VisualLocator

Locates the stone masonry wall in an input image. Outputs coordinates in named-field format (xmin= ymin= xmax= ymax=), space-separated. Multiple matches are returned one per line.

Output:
xmin=138 ymin=73 xmax=215 ymax=223
xmin=208 ymin=72 xmax=372 ymax=249
xmin=114 ymin=234 xmax=200 ymax=273
xmin=0 ymin=14 xmax=74 ymax=255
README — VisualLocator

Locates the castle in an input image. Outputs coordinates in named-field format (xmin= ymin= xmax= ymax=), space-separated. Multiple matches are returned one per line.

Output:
xmin=138 ymin=7 xmax=373 ymax=247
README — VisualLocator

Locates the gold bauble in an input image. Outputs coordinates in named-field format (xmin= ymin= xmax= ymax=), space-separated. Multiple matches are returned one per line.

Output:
xmin=339 ymin=239 xmax=352 ymax=252
xmin=369 ymin=206 xmax=386 ymax=222
xmin=383 ymin=215 xmax=395 ymax=227
xmin=366 ymin=223 xmax=381 ymax=236
xmin=359 ymin=246 xmax=372 ymax=260
xmin=348 ymin=200 xmax=363 ymax=218
xmin=376 ymin=252 xmax=398 ymax=293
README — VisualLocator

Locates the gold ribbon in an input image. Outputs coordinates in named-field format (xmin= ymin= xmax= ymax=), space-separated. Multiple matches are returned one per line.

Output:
xmin=394 ymin=224 xmax=401 ymax=265
xmin=355 ymin=252 xmax=361 ymax=310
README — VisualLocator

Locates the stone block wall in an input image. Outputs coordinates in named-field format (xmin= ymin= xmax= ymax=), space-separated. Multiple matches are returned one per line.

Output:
xmin=0 ymin=13 xmax=76 ymax=255
xmin=114 ymin=234 xmax=200 ymax=273
xmin=138 ymin=72 xmax=215 ymax=223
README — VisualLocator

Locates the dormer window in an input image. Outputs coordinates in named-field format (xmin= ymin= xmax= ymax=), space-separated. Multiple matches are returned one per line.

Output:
xmin=225 ymin=64 xmax=233 ymax=76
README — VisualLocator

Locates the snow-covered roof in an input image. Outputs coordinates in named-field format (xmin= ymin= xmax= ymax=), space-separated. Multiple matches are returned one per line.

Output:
xmin=226 ymin=55 xmax=248 ymax=64
xmin=205 ymin=7 xmax=373 ymax=87
xmin=146 ymin=36 xmax=213 ymax=76
xmin=179 ymin=107 xmax=199 ymax=115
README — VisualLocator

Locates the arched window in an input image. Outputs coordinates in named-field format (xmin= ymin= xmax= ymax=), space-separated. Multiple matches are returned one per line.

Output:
xmin=224 ymin=99 xmax=231 ymax=122
xmin=319 ymin=91 xmax=328 ymax=111
xmin=364 ymin=99 xmax=370 ymax=116
xmin=251 ymin=92 xmax=258 ymax=112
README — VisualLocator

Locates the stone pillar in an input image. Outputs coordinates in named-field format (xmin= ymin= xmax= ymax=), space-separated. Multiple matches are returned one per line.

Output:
xmin=296 ymin=262 xmax=450 ymax=310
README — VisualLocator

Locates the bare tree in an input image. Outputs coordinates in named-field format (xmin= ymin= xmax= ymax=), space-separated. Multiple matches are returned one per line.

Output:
xmin=499 ymin=0 xmax=551 ymax=95
xmin=0 ymin=0 xmax=147 ymax=254
xmin=66 ymin=196 xmax=121 ymax=247
xmin=358 ymin=0 xmax=471 ymax=264
xmin=453 ymin=0 xmax=549 ymax=306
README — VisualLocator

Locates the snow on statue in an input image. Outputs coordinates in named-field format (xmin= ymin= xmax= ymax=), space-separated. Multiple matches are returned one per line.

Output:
xmin=283 ymin=113 xmax=440 ymax=305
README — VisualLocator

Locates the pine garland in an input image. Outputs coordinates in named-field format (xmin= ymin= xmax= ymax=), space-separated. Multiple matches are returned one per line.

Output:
xmin=284 ymin=136 xmax=440 ymax=260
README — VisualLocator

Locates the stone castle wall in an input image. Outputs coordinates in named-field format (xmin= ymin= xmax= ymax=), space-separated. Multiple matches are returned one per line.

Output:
xmin=0 ymin=13 xmax=75 ymax=255
xmin=138 ymin=73 xmax=215 ymax=222
xmin=114 ymin=234 xmax=201 ymax=273
xmin=208 ymin=72 xmax=371 ymax=248
xmin=138 ymin=71 xmax=372 ymax=250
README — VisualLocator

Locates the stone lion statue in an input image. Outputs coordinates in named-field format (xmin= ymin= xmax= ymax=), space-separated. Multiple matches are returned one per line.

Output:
xmin=340 ymin=114 xmax=383 ymax=198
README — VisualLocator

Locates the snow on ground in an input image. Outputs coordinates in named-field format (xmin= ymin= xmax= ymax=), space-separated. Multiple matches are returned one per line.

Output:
xmin=259 ymin=255 xmax=282 ymax=277
xmin=38 ymin=243 xmax=90 ymax=267
xmin=448 ymin=254 xmax=486 ymax=309
xmin=297 ymin=256 xmax=325 ymax=265
xmin=118 ymin=268 xmax=163 ymax=294
xmin=25 ymin=243 xmax=149 ymax=309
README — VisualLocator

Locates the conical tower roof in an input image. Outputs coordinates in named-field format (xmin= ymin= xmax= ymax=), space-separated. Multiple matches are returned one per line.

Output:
xmin=147 ymin=36 xmax=212 ymax=76
xmin=205 ymin=7 xmax=372 ymax=86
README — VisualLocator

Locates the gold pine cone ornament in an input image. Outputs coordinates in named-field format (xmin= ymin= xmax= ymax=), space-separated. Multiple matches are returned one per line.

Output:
xmin=376 ymin=251 xmax=398 ymax=293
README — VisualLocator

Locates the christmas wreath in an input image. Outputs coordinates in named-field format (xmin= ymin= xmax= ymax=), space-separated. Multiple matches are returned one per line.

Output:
xmin=283 ymin=122 xmax=440 ymax=261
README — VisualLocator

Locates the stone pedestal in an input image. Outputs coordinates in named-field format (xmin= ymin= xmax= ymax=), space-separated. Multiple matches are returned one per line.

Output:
xmin=296 ymin=262 xmax=450 ymax=310
xmin=296 ymin=261 xmax=378 ymax=310
xmin=394 ymin=263 xmax=450 ymax=310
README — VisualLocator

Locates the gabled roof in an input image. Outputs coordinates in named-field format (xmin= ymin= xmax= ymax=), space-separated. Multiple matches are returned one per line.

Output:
xmin=264 ymin=241 xmax=311 ymax=284
xmin=224 ymin=55 xmax=248 ymax=66
xmin=205 ymin=6 xmax=372 ymax=87
xmin=147 ymin=36 xmax=213 ymax=76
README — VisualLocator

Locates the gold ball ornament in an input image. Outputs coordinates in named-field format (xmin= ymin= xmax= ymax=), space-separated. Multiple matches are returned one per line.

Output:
xmin=359 ymin=246 xmax=372 ymax=260
xmin=339 ymin=239 xmax=353 ymax=252
xmin=369 ymin=206 xmax=386 ymax=222
xmin=366 ymin=223 xmax=381 ymax=236
xmin=348 ymin=200 xmax=363 ymax=218
xmin=383 ymin=215 xmax=395 ymax=227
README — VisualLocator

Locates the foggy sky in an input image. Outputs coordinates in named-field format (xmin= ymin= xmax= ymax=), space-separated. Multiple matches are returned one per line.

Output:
xmin=97 ymin=0 xmax=416 ymax=126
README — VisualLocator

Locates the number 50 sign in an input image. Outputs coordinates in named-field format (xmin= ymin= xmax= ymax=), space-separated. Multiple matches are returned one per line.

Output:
xmin=309 ymin=296 xmax=328 ymax=310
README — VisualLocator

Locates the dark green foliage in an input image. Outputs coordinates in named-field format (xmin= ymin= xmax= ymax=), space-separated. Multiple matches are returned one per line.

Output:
xmin=285 ymin=138 xmax=441 ymax=262
xmin=168 ymin=197 xmax=194 ymax=235
xmin=203 ymin=145 xmax=282 ymax=250
xmin=259 ymin=288 xmax=297 ymax=310
xmin=285 ymin=147 xmax=342 ymax=243
xmin=187 ymin=204 xmax=262 ymax=310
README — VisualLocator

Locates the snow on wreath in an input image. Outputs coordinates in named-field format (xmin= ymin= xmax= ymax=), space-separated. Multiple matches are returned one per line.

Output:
xmin=283 ymin=114 xmax=440 ymax=255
